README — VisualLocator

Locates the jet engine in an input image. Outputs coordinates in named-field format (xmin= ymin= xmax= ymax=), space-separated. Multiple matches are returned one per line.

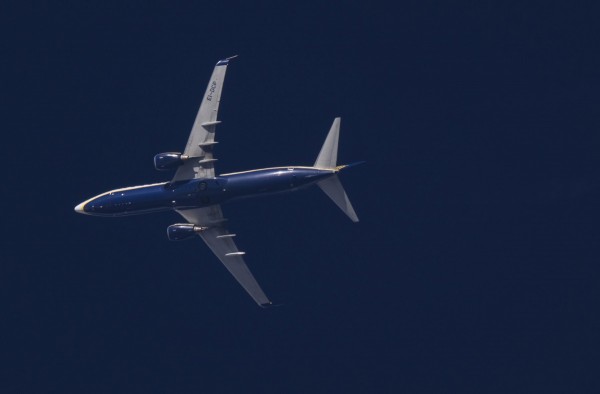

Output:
xmin=154 ymin=152 xmax=187 ymax=170
xmin=167 ymin=223 xmax=207 ymax=241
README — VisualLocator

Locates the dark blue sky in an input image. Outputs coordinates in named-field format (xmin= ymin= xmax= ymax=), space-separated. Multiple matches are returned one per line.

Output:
xmin=3 ymin=2 xmax=600 ymax=393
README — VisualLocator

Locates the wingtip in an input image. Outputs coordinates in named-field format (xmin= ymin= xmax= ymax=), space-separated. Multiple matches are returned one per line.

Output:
xmin=259 ymin=301 xmax=284 ymax=309
xmin=216 ymin=55 xmax=239 ymax=66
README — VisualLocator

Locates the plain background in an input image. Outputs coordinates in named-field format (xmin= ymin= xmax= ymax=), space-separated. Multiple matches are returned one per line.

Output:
xmin=2 ymin=2 xmax=599 ymax=393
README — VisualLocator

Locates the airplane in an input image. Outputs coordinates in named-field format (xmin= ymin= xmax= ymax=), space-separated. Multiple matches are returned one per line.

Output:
xmin=74 ymin=56 xmax=362 ymax=307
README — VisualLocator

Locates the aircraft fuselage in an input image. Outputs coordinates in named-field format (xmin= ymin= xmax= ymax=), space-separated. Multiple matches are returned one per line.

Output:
xmin=75 ymin=166 xmax=334 ymax=216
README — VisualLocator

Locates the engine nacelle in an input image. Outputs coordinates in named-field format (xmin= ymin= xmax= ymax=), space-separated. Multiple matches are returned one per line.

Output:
xmin=154 ymin=152 xmax=185 ymax=171
xmin=167 ymin=223 xmax=207 ymax=241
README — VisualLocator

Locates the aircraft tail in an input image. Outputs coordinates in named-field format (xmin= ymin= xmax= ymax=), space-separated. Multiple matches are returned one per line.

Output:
xmin=314 ymin=117 xmax=340 ymax=169
xmin=317 ymin=175 xmax=359 ymax=222
xmin=314 ymin=118 xmax=360 ymax=222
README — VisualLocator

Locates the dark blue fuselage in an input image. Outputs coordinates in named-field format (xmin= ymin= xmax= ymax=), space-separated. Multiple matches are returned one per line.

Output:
xmin=76 ymin=167 xmax=334 ymax=216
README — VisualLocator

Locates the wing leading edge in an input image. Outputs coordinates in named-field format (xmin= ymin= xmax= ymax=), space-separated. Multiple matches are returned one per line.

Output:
xmin=173 ymin=56 xmax=237 ymax=182
xmin=173 ymin=57 xmax=272 ymax=307
xmin=176 ymin=205 xmax=272 ymax=307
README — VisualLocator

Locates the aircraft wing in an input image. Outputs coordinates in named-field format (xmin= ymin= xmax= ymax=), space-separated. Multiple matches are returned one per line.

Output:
xmin=172 ymin=56 xmax=236 ymax=182
xmin=176 ymin=205 xmax=272 ymax=307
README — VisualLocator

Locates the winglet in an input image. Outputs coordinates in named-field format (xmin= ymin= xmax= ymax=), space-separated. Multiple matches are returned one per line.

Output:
xmin=216 ymin=55 xmax=239 ymax=66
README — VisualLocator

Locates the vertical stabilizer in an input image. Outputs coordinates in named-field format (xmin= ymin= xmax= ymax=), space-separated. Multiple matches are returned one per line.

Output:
xmin=314 ymin=117 xmax=341 ymax=169
xmin=317 ymin=175 xmax=359 ymax=222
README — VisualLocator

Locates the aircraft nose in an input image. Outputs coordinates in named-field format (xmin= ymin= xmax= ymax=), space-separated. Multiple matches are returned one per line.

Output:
xmin=74 ymin=202 xmax=86 ymax=214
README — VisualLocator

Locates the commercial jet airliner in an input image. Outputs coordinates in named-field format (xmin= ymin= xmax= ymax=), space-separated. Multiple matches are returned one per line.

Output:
xmin=74 ymin=56 xmax=361 ymax=307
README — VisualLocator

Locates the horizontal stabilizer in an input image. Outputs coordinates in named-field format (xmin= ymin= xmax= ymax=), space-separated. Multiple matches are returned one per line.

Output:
xmin=336 ymin=161 xmax=366 ymax=171
xmin=317 ymin=175 xmax=359 ymax=222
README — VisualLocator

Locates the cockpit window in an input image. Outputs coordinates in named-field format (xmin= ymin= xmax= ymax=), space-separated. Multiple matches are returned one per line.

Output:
xmin=198 ymin=181 xmax=207 ymax=191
